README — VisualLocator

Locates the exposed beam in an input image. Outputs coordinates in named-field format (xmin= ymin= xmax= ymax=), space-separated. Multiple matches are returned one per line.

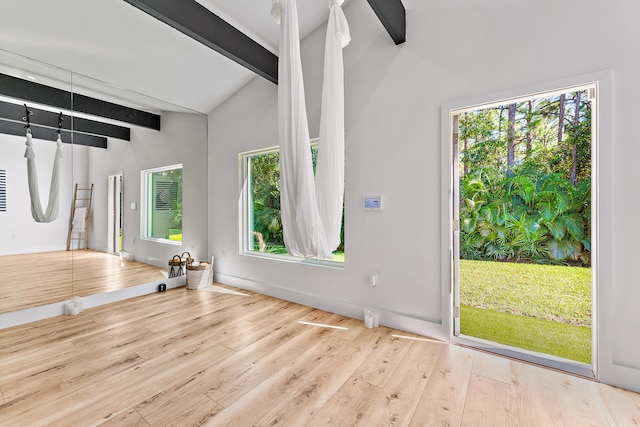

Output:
xmin=0 ymin=119 xmax=107 ymax=149
xmin=366 ymin=0 xmax=406 ymax=45
xmin=0 ymin=101 xmax=130 ymax=141
xmin=123 ymin=0 xmax=278 ymax=84
xmin=74 ymin=116 xmax=130 ymax=141
xmin=0 ymin=73 xmax=161 ymax=130
xmin=0 ymin=73 xmax=70 ymax=111
xmin=74 ymin=94 xmax=159 ymax=130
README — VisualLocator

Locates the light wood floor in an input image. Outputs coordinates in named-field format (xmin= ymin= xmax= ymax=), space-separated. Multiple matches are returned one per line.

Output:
xmin=0 ymin=250 xmax=166 ymax=313
xmin=0 ymin=284 xmax=638 ymax=426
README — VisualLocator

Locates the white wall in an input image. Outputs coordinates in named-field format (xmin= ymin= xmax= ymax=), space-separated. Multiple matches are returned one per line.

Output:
xmin=88 ymin=112 xmax=208 ymax=268
xmin=0 ymin=133 xmax=77 ymax=255
xmin=208 ymin=0 xmax=640 ymax=392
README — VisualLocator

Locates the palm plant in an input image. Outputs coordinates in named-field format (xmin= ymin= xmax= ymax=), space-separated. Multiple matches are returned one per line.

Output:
xmin=459 ymin=170 xmax=590 ymax=266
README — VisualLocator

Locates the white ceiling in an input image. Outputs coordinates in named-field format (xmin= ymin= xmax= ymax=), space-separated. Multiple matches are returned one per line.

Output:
xmin=0 ymin=0 xmax=348 ymax=114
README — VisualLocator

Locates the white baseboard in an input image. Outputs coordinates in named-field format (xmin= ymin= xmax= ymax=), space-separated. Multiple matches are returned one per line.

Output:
xmin=214 ymin=272 xmax=449 ymax=342
xmin=600 ymin=361 xmax=640 ymax=394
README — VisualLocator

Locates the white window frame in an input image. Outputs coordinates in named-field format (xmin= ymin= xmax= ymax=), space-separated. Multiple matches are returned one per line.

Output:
xmin=140 ymin=163 xmax=183 ymax=246
xmin=239 ymin=142 xmax=344 ymax=268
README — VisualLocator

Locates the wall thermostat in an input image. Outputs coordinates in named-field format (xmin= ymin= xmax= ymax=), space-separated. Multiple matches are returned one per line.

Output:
xmin=364 ymin=196 xmax=382 ymax=210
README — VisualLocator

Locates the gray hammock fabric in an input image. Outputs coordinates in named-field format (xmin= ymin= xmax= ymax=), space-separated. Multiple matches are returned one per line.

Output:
xmin=24 ymin=130 xmax=63 ymax=223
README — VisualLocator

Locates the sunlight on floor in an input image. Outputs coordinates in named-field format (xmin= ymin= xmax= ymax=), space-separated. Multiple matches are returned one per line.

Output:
xmin=392 ymin=334 xmax=441 ymax=343
xmin=199 ymin=285 xmax=250 ymax=296
xmin=298 ymin=321 xmax=349 ymax=330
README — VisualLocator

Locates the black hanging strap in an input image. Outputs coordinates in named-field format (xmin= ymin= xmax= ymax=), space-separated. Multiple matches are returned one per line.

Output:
xmin=23 ymin=103 xmax=33 ymax=131
xmin=57 ymin=112 xmax=63 ymax=135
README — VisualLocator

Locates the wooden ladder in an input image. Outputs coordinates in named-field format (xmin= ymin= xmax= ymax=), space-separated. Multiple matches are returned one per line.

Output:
xmin=67 ymin=183 xmax=93 ymax=250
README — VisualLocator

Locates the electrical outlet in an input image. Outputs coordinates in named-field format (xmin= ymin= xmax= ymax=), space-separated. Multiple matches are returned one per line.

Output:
xmin=369 ymin=273 xmax=377 ymax=287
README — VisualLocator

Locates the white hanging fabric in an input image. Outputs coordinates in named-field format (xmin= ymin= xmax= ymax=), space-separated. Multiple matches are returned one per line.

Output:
xmin=316 ymin=0 xmax=350 ymax=252
xmin=271 ymin=0 xmax=350 ymax=259
xmin=24 ymin=131 xmax=63 ymax=223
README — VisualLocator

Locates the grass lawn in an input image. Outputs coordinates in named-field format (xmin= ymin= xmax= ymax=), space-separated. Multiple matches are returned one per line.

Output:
xmin=460 ymin=259 xmax=592 ymax=363
xmin=169 ymin=229 xmax=182 ymax=242
xmin=461 ymin=305 xmax=592 ymax=363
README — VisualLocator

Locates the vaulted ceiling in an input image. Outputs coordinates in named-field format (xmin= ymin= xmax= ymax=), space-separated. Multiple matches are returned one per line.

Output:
xmin=0 ymin=0 xmax=404 ymax=114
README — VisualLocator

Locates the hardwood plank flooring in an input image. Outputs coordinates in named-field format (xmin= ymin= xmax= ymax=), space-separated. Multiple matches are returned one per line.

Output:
xmin=0 ymin=284 xmax=638 ymax=426
xmin=0 ymin=250 xmax=167 ymax=313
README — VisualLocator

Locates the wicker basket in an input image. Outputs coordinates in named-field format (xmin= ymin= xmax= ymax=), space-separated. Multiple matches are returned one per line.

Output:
xmin=168 ymin=255 xmax=185 ymax=278
xmin=186 ymin=263 xmax=211 ymax=290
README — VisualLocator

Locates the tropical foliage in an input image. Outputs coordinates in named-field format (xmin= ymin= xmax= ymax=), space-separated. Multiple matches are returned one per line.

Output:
xmin=250 ymin=150 xmax=283 ymax=249
xmin=249 ymin=146 xmax=345 ymax=257
xmin=459 ymin=90 xmax=591 ymax=266
xmin=146 ymin=166 xmax=182 ymax=241
xmin=163 ymin=167 xmax=183 ymax=232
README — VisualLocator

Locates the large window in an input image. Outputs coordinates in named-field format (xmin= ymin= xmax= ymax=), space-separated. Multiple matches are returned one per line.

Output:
xmin=240 ymin=143 xmax=344 ymax=263
xmin=141 ymin=164 xmax=182 ymax=244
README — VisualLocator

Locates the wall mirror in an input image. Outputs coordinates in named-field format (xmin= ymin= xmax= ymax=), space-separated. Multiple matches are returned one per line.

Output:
xmin=0 ymin=49 xmax=207 ymax=320
xmin=0 ymin=50 xmax=74 ymax=314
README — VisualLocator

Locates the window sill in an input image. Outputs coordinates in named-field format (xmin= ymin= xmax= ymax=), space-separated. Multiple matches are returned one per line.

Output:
xmin=242 ymin=251 xmax=345 ymax=269
xmin=141 ymin=237 xmax=182 ymax=246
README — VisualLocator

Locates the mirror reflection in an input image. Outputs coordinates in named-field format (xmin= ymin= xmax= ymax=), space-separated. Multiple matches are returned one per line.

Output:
xmin=0 ymin=51 xmax=74 ymax=313
xmin=0 ymin=50 xmax=207 ymax=317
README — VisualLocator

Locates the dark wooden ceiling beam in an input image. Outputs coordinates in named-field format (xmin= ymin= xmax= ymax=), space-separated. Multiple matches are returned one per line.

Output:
xmin=0 ymin=100 xmax=130 ymax=141
xmin=0 ymin=119 xmax=107 ymax=148
xmin=73 ymin=93 xmax=158 ymax=131
xmin=0 ymin=73 xmax=70 ymax=111
xmin=74 ymin=116 xmax=131 ymax=140
xmin=0 ymin=73 xmax=160 ymax=130
xmin=366 ymin=0 xmax=406 ymax=45
xmin=123 ymin=0 xmax=278 ymax=84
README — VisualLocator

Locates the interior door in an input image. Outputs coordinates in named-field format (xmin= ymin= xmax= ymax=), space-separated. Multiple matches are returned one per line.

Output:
xmin=108 ymin=173 xmax=123 ymax=253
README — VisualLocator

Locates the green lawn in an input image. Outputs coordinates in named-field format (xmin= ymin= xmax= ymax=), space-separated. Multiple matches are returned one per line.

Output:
xmin=460 ymin=259 xmax=592 ymax=363
xmin=461 ymin=305 xmax=592 ymax=363
xmin=169 ymin=229 xmax=182 ymax=242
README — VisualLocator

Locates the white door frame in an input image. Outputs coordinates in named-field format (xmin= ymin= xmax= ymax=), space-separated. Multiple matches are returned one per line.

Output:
xmin=107 ymin=173 xmax=123 ymax=254
xmin=441 ymin=75 xmax=602 ymax=379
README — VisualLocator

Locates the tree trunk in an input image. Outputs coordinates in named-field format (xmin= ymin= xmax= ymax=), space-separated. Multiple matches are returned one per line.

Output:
xmin=558 ymin=94 xmax=566 ymax=144
xmin=526 ymin=100 xmax=533 ymax=156
xmin=507 ymin=103 xmax=517 ymax=177
xmin=571 ymin=92 xmax=581 ymax=186
xmin=463 ymin=112 xmax=469 ymax=176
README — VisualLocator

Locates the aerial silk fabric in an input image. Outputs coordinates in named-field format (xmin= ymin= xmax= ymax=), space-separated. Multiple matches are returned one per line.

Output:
xmin=316 ymin=0 xmax=350 ymax=252
xmin=24 ymin=131 xmax=63 ymax=223
xmin=271 ymin=0 xmax=350 ymax=259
